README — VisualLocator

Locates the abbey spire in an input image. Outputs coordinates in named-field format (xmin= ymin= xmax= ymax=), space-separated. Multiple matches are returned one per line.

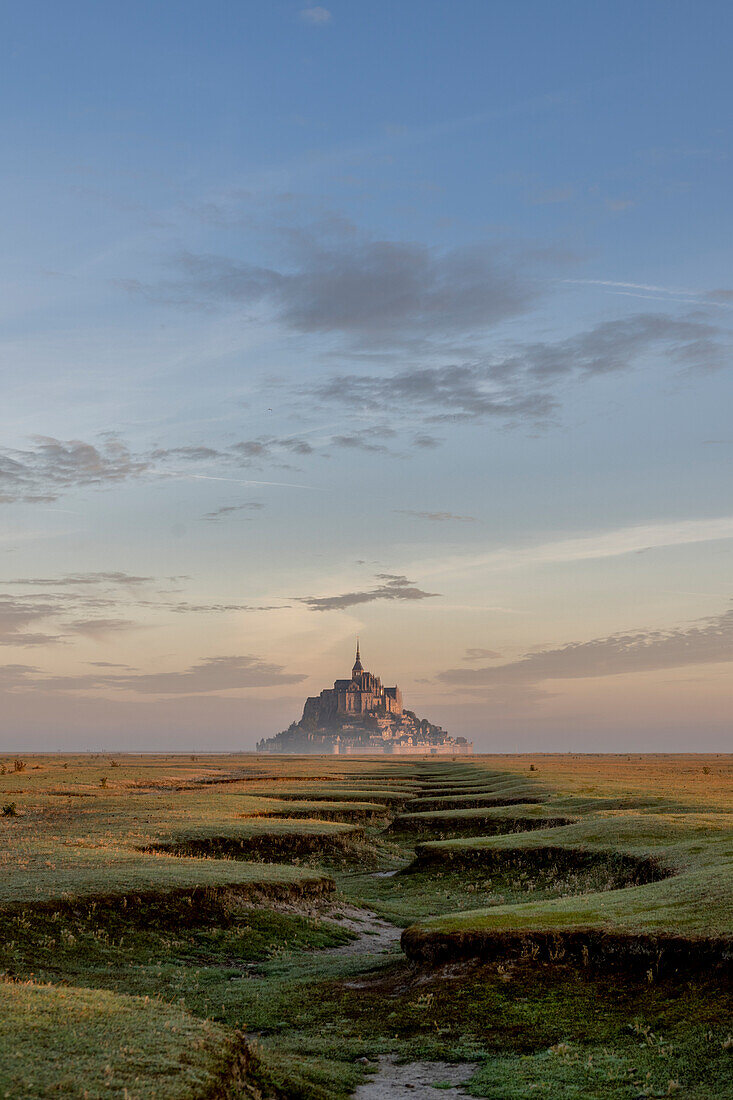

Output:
xmin=352 ymin=638 xmax=363 ymax=679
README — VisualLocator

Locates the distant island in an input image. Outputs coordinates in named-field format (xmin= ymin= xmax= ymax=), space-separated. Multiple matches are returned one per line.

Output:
xmin=257 ymin=642 xmax=472 ymax=755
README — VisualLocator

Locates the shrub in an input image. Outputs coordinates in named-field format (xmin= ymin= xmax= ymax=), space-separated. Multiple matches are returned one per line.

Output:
xmin=2 ymin=802 xmax=17 ymax=817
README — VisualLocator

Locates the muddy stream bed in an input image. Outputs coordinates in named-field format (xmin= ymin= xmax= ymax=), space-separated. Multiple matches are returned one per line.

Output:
xmin=354 ymin=1057 xmax=477 ymax=1099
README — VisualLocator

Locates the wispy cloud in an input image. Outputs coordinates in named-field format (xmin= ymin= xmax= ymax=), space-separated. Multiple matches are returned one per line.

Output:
xmin=124 ymin=236 xmax=547 ymax=348
xmin=202 ymin=502 xmax=265 ymax=522
xmin=415 ymin=515 xmax=733 ymax=580
xmin=300 ymin=573 xmax=440 ymax=612
xmin=162 ymin=601 xmax=288 ymax=614
xmin=310 ymin=312 xmax=728 ymax=426
xmin=65 ymin=618 xmax=137 ymax=640
xmin=437 ymin=604 xmax=733 ymax=689
xmin=0 ymin=431 xmax=328 ymax=508
xmin=6 ymin=572 xmax=154 ymax=587
xmin=0 ymin=654 xmax=307 ymax=695
xmin=331 ymin=426 xmax=398 ymax=453
xmin=397 ymin=510 xmax=475 ymax=523
xmin=0 ymin=596 xmax=63 ymax=646
xmin=0 ymin=436 xmax=149 ymax=504
xmin=300 ymin=6 xmax=331 ymax=24
xmin=463 ymin=647 xmax=501 ymax=661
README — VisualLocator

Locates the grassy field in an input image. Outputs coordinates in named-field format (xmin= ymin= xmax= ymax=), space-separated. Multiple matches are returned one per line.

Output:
xmin=0 ymin=753 xmax=730 ymax=1099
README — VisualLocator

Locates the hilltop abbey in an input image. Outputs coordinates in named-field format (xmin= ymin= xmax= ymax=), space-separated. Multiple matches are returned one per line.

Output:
xmin=257 ymin=643 xmax=472 ymax=755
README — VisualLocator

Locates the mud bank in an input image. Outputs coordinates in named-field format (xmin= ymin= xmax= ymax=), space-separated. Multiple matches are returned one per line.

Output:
xmin=388 ymin=814 xmax=573 ymax=840
xmin=244 ymin=806 xmax=390 ymax=825
xmin=401 ymin=924 xmax=733 ymax=975
xmin=0 ymin=877 xmax=335 ymax=928
xmin=407 ymin=795 xmax=545 ymax=812
xmin=256 ymin=791 xmax=411 ymax=808
xmin=409 ymin=842 xmax=671 ymax=887
xmin=148 ymin=827 xmax=367 ymax=863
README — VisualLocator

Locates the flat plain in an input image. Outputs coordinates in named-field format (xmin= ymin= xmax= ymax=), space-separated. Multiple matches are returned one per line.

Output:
xmin=0 ymin=752 xmax=730 ymax=1099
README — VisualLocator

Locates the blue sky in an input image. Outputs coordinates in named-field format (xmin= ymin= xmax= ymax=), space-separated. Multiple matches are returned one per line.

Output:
xmin=1 ymin=1 xmax=732 ymax=750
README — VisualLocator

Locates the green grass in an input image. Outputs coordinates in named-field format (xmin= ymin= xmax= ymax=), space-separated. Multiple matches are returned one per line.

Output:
xmin=0 ymin=898 xmax=355 ymax=1015
xmin=337 ymin=860 xmax=645 ymax=927
xmin=0 ymin=786 xmax=374 ymax=907
xmin=0 ymin=843 xmax=332 ymax=909
xmin=0 ymin=981 xmax=245 ymax=1100
xmin=402 ymin=813 xmax=733 ymax=967
xmin=224 ymin=954 xmax=732 ymax=1100
xmin=2 ymin=754 xmax=731 ymax=1100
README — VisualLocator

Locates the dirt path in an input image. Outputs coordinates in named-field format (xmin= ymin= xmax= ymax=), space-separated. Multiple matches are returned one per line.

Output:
xmin=324 ymin=905 xmax=403 ymax=955
xmin=354 ymin=1056 xmax=477 ymax=1099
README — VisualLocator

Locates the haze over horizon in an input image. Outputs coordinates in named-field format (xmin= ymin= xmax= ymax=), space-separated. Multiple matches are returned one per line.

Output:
xmin=2 ymin=1 xmax=732 ymax=752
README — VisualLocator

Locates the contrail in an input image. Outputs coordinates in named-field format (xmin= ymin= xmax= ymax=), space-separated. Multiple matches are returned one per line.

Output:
xmin=562 ymin=278 xmax=699 ymax=296
xmin=559 ymin=278 xmax=733 ymax=308
xmin=183 ymin=473 xmax=327 ymax=491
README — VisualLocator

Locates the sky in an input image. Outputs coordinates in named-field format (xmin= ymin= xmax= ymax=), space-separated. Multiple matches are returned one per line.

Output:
xmin=1 ymin=0 xmax=732 ymax=752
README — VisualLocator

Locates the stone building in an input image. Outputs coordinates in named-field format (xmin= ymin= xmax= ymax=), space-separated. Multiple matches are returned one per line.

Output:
xmin=257 ymin=642 xmax=473 ymax=755
xmin=301 ymin=642 xmax=402 ymax=726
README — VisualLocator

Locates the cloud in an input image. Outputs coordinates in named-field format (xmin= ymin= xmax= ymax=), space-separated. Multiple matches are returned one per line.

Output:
xmin=133 ymin=237 xmax=543 ymax=349
xmin=708 ymin=289 xmax=733 ymax=304
xmin=422 ymin=514 xmax=733 ymax=581
xmin=202 ymin=503 xmax=265 ymax=521
xmin=232 ymin=440 xmax=272 ymax=460
xmin=87 ymin=661 xmax=136 ymax=669
xmin=313 ymin=364 xmax=555 ymax=424
xmin=0 ymin=596 xmax=63 ymax=646
xmin=301 ymin=573 xmax=439 ymax=611
xmin=331 ymin=426 xmax=397 ymax=453
xmin=0 ymin=426 xmax=322 ymax=508
xmin=65 ymin=618 xmax=137 ymax=640
xmin=0 ymin=567 xmax=291 ymax=658
xmin=397 ymin=510 xmax=475 ymax=522
xmin=162 ymin=601 xmax=287 ymax=613
xmin=231 ymin=437 xmax=315 ymax=463
xmin=109 ymin=654 xmax=305 ymax=694
xmin=0 ymin=577 xmax=163 ymax=646
xmin=0 ymin=574 xmax=285 ymax=647
xmin=7 ymin=572 xmax=154 ymax=587
xmin=311 ymin=312 xmax=728 ymax=424
xmin=463 ymin=647 xmax=501 ymax=661
xmin=0 ymin=437 xmax=150 ymax=505
xmin=151 ymin=446 xmax=221 ymax=461
xmin=300 ymin=5 xmax=331 ymax=23
xmin=517 ymin=313 xmax=725 ymax=375
xmin=0 ymin=654 xmax=306 ymax=695
xmin=437 ymin=605 xmax=733 ymax=689
xmin=0 ymin=663 xmax=40 ymax=688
